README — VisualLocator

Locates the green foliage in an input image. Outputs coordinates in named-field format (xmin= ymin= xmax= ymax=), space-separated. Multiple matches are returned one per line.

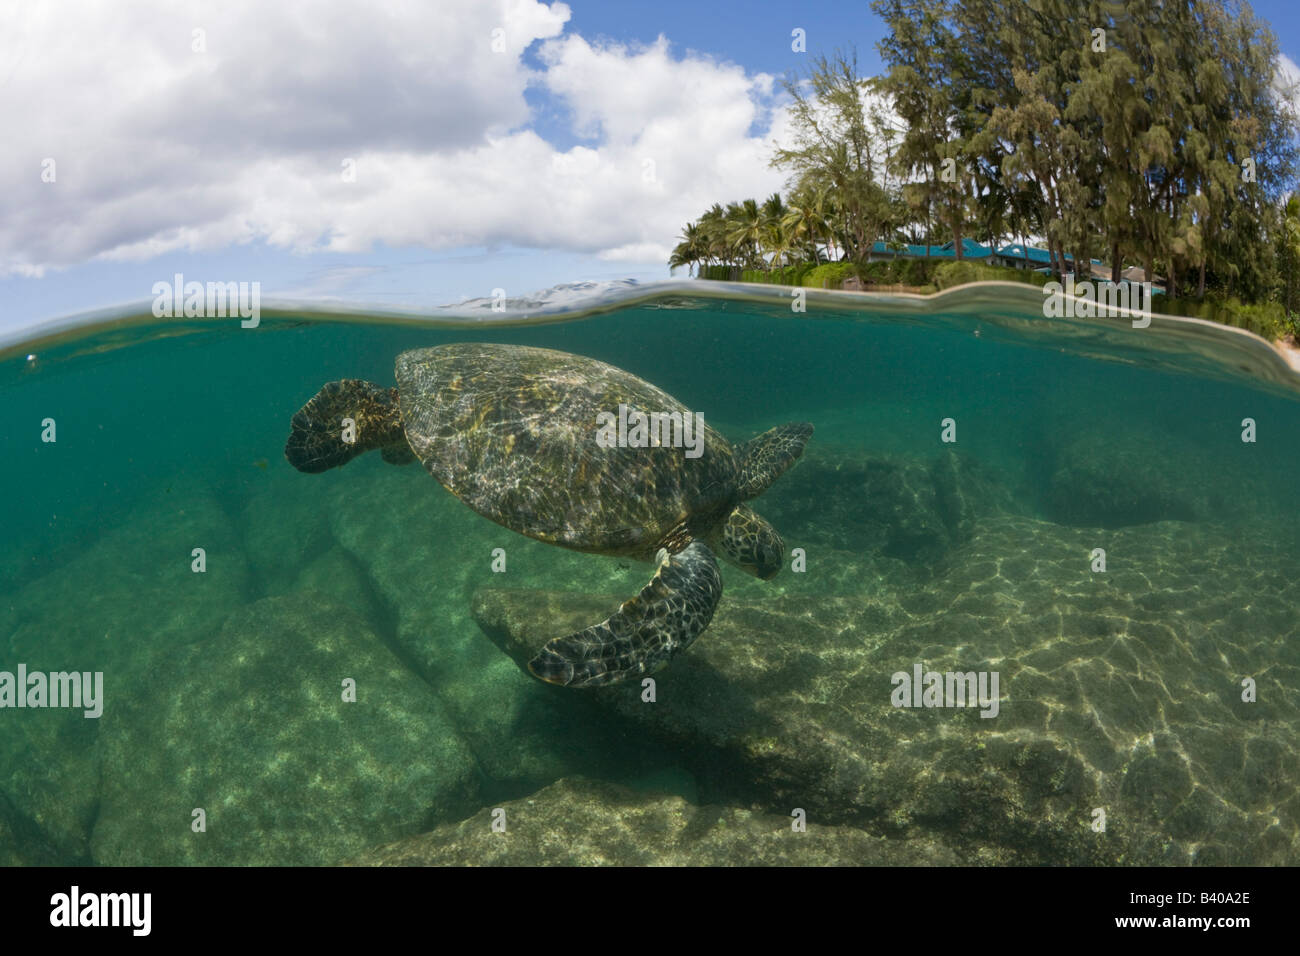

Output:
xmin=800 ymin=262 xmax=859 ymax=287
xmin=737 ymin=263 xmax=821 ymax=286
xmin=1282 ymin=311 xmax=1300 ymax=341
xmin=770 ymin=51 xmax=898 ymax=263
xmin=873 ymin=0 xmax=969 ymax=253
xmin=854 ymin=258 xmax=945 ymax=286
xmin=714 ymin=258 xmax=1056 ymax=293
xmin=932 ymin=261 xmax=1052 ymax=290
xmin=1280 ymin=194 xmax=1300 ymax=317
xmin=1155 ymin=295 xmax=1292 ymax=341
xmin=677 ymin=4 xmax=1300 ymax=333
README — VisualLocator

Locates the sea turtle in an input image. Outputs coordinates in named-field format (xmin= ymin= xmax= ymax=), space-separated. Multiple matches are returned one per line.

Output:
xmin=284 ymin=343 xmax=812 ymax=688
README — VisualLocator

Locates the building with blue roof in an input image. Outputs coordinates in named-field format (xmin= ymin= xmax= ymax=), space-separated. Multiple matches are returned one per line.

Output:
xmin=865 ymin=238 xmax=1162 ymax=290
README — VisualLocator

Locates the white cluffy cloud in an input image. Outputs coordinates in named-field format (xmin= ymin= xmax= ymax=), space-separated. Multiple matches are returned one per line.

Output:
xmin=0 ymin=0 xmax=789 ymax=277
xmin=1277 ymin=54 xmax=1300 ymax=118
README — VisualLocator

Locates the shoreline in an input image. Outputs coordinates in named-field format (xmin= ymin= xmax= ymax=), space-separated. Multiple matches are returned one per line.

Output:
xmin=702 ymin=275 xmax=1300 ymax=379
xmin=1272 ymin=336 xmax=1300 ymax=372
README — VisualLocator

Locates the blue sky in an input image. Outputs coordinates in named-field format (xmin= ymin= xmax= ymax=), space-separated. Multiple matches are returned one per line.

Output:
xmin=1 ymin=0 xmax=1297 ymax=335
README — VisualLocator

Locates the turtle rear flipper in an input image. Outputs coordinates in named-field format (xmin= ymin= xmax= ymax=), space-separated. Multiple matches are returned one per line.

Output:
xmin=736 ymin=422 xmax=813 ymax=499
xmin=285 ymin=379 xmax=406 ymax=473
xmin=529 ymin=541 xmax=722 ymax=688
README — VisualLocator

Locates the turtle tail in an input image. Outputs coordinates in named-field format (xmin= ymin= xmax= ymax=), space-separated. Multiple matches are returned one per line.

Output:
xmin=735 ymin=422 xmax=813 ymax=500
xmin=529 ymin=541 xmax=723 ymax=688
xmin=284 ymin=379 xmax=408 ymax=473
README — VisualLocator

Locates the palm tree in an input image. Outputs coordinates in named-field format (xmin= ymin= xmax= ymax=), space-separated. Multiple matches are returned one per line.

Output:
xmin=698 ymin=204 xmax=730 ymax=267
xmin=760 ymin=192 xmax=788 ymax=224
xmin=787 ymin=178 xmax=841 ymax=263
xmin=782 ymin=185 xmax=831 ymax=265
xmin=781 ymin=198 xmax=817 ymax=264
xmin=759 ymin=193 xmax=792 ymax=269
xmin=764 ymin=217 xmax=797 ymax=270
xmin=811 ymin=182 xmax=840 ymax=261
xmin=726 ymin=199 xmax=765 ymax=269
xmin=668 ymin=221 xmax=706 ymax=276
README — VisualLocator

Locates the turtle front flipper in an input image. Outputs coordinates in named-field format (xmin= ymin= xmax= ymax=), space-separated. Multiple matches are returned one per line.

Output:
xmin=529 ymin=541 xmax=722 ymax=688
xmin=285 ymin=379 xmax=408 ymax=473
xmin=736 ymin=422 xmax=814 ymax=499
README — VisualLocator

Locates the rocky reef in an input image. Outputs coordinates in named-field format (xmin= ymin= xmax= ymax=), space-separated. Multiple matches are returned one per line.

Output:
xmin=471 ymin=511 xmax=1300 ymax=865
xmin=2 ymin=431 xmax=1296 ymax=867
xmin=345 ymin=777 xmax=959 ymax=866
xmin=91 ymin=592 xmax=481 ymax=866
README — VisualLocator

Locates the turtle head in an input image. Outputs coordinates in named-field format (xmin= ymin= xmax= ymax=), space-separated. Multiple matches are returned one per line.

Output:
xmin=709 ymin=505 xmax=785 ymax=579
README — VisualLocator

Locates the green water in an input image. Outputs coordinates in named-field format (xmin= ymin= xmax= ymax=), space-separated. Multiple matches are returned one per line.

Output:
xmin=2 ymin=283 xmax=1298 ymax=865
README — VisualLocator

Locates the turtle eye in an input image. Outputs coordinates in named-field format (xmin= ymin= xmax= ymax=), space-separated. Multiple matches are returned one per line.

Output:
xmin=744 ymin=534 xmax=782 ymax=579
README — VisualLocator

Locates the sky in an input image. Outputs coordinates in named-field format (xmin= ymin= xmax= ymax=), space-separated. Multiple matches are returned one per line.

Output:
xmin=1 ymin=0 xmax=1297 ymax=334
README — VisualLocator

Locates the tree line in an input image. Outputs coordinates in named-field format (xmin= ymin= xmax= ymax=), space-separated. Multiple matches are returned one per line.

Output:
xmin=670 ymin=0 xmax=1300 ymax=312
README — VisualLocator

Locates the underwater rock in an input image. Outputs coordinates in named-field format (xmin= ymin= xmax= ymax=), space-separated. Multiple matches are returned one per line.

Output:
xmin=0 ymin=793 xmax=66 ymax=866
xmin=1046 ymin=430 xmax=1200 ymax=527
xmin=1041 ymin=428 xmax=1265 ymax=528
xmin=0 ymin=478 xmax=249 ymax=862
xmin=239 ymin=469 xmax=335 ymax=596
xmin=323 ymin=466 xmax=618 ymax=674
xmin=0 ymin=799 xmax=21 ymax=867
xmin=930 ymin=448 xmax=1006 ymax=543
xmin=762 ymin=444 xmax=1015 ymax=566
xmin=324 ymin=465 xmax=665 ymax=794
xmin=288 ymin=545 xmax=383 ymax=630
xmin=429 ymin=647 xmax=669 ymax=799
xmin=344 ymin=777 xmax=959 ymax=866
xmin=90 ymin=592 xmax=480 ymax=866
xmin=0 ymin=707 xmax=100 ymax=865
xmin=472 ymin=513 xmax=1300 ymax=865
